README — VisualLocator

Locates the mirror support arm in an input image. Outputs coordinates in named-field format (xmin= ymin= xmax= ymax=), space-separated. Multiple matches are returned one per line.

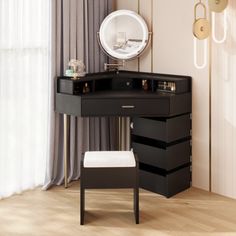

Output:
xmin=104 ymin=60 xmax=125 ymax=71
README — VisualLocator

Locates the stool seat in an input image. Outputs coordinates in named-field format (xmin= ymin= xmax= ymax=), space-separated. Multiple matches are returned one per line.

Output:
xmin=84 ymin=151 xmax=136 ymax=168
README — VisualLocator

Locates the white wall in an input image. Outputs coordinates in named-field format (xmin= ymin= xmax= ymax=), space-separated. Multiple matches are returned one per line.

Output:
xmin=115 ymin=0 xmax=210 ymax=191
xmin=211 ymin=0 xmax=236 ymax=198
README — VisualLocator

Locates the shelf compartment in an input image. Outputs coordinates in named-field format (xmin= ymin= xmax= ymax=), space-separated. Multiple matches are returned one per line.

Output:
xmin=57 ymin=78 xmax=93 ymax=95
xmin=94 ymin=78 xmax=112 ymax=91
xmin=111 ymin=77 xmax=134 ymax=90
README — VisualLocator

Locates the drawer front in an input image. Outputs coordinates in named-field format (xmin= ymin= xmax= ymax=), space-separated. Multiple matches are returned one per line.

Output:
xmin=132 ymin=114 xmax=191 ymax=142
xmin=140 ymin=166 xmax=191 ymax=197
xmin=133 ymin=141 xmax=190 ymax=171
xmin=55 ymin=93 xmax=81 ymax=116
xmin=82 ymin=98 xmax=169 ymax=117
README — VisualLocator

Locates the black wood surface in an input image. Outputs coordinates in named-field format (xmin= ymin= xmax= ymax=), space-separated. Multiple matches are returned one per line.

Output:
xmin=139 ymin=166 xmax=191 ymax=198
xmin=81 ymin=167 xmax=137 ymax=189
xmin=132 ymin=115 xmax=191 ymax=143
xmin=132 ymin=113 xmax=191 ymax=197
xmin=132 ymin=140 xmax=191 ymax=171
xmin=82 ymin=97 xmax=170 ymax=117
xmin=58 ymin=70 xmax=191 ymax=94
xmin=80 ymin=153 xmax=139 ymax=224
xmin=56 ymin=93 xmax=81 ymax=116
xmin=57 ymin=71 xmax=192 ymax=198
xmin=56 ymin=71 xmax=192 ymax=117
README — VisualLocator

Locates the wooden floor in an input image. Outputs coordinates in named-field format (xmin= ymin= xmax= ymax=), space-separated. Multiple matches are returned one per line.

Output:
xmin=1 ymin=182 xmax=236 ymax=236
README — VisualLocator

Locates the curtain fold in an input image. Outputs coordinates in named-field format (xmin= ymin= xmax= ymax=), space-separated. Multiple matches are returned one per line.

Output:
xmin=0 ymin=0 xmax=51 ymax=198
xmin=43 ymin=0 xmax=116 ymax=189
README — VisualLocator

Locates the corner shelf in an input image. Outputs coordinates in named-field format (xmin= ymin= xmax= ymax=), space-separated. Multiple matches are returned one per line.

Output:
xmin=57 ymin=70 xmax=191 ymax=96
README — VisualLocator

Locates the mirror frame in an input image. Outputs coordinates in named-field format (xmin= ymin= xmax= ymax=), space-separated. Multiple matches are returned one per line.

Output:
xmin=98 ymin=10 xmax=150 ymax=61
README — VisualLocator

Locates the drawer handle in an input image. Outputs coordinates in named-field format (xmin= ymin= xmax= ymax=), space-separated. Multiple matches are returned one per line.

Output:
xmin=121 ymin=105 xmax=135 ymax=109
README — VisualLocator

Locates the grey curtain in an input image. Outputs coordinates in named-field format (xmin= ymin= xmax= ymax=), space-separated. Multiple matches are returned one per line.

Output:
xmin=44 ymin=0 xmax=116 ymax=189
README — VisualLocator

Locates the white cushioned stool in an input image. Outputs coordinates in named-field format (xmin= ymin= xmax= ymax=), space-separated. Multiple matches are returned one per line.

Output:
xmin=80 ymin=151 xmax=139 ymax=225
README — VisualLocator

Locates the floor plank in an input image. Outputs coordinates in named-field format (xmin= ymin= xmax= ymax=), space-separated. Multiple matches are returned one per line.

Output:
xmin=1 ymin=181 xmax=236 ymax=236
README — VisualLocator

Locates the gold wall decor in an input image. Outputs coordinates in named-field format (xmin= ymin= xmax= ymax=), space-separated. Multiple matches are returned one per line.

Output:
xmin=209 ymin=0 xmax=228 ymax=43
xmin=208 ymin=0 xmax=228 ymax=12
xmin=193 ymin=0 xmax=228 ymax=69
xmin=193 ymin=0 xmax=210 ymax=69
xmin=193 ymin=1 xmax=211 ymax=40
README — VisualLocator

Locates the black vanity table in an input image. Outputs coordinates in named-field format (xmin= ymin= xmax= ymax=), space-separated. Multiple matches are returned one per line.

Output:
xmin=56 ymin=70 xmax=192 ymax=197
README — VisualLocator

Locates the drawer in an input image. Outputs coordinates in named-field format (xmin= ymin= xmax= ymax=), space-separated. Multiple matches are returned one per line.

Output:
xmin=132 ymin=115 xmax=191 ymax=143
xmin=55 ymin=93 xmax=81 ymax=116
xmin=139 ymin=166 xmax=191 ymax=198
xmin=133 ymin=141 xmax=190 ymax=171
xmin=81 ymin=98 xmax=169 ymax=117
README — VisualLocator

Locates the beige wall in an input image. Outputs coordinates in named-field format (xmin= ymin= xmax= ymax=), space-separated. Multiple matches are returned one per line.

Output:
xmin=211 ymin=0 xmax=236 ymax=198
xmin=115 ymin=0 xmax=210 ymax=191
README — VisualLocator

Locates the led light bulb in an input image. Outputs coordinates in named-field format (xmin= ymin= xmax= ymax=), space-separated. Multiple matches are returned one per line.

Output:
xmin=212 ymin=10 xmax=227 ymax=44
xmin=193 ymin=37 xmax=208 ymax=69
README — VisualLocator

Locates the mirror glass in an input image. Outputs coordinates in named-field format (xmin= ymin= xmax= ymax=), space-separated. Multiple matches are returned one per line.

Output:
xmin=99 ymin=10 xmax=149 ymax=60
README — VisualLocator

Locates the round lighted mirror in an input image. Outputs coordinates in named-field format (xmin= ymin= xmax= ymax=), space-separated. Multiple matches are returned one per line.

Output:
xmin=99 ymin=10 xmax=150 ymax=60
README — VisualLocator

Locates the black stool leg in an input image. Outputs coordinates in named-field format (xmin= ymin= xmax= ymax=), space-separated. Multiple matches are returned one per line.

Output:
xmin=80 ymin=185 xmax=85 ymax=225
xmin=134 ymin=186 xmax=139 ymax=224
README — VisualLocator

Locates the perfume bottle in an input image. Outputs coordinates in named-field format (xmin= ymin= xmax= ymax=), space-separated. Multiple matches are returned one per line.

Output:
xmin=142 ymin=80 xmax=148 ymax=91
xmin=83 ymin=83 xmax=90 ymax=94
xmin=171 ymin=82 xmax=176 ymax=92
